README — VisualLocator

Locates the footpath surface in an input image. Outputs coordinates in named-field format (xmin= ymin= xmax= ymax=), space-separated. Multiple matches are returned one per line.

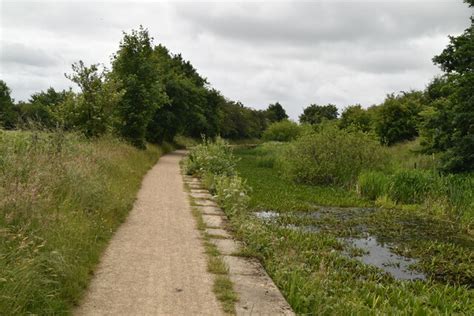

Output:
xmin=75 ymin=150 xmax=222 ymax=316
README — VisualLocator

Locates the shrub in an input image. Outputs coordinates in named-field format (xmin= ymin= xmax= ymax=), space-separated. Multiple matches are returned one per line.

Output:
xmin=357 ymin=171 xmax=391 ymax=200
xmin=183 ymin=137 xmax=236 ymax=176
xmin=280 ymin=126 xmax=388 ymax=186
xmin=262 ymin=120 xmax=301 ymax=142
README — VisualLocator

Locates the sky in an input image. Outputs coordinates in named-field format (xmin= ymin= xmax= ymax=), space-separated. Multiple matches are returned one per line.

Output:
xmin=0 ymin=0 xmax=472 ymax=120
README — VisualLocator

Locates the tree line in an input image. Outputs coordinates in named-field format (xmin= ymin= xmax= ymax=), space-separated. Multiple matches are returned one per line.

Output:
xmin=0 ymin=27 xmax=287 ymax=147
xmin=295 ymin=0 xmax=473 ymax=173
xmin=1 ymin=0 xmax=472 ymax=172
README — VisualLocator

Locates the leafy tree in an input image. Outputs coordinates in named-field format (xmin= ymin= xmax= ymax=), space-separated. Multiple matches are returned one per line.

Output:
xmin=63 ymin=61 xmax=122 ymax=137
xmin=299 ymin=104 xmax=338 ymax=125
xmin=112 ymin=26 xmax=165 ymax=148
xmin=421 ymin=0 xmax=473 ymax=172
xmin=17 ymin=87 xmax=68 ymax=128
xmin=339 ymin=104 xmax=373 ymax=132
xmin=0 ymin=80 xmax=17 ymax=129
xmin=265 ymin=102 xmax=288 ymax=123
xmin=262 ymin=120 xmax=301 ymax=142
xmin=374 ymin=91 xmax=425 ymax=145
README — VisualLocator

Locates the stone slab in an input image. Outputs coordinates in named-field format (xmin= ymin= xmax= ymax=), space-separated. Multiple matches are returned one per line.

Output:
xmin=231 ymin=273 xmax=295 ymax=316
xmin=194 ymin=199 xmax=217 ymax=207
xmin=205 ymin=228 xmax=231 ymax=239
xmin=223 ymin=256 xmax=263 ymax=277
xmin=190 ymin=192 xmax=214 ymax=200
xmin=209 ymin=238 xmax=242 ymax=255
xmin=196 ymin=206 xmax=225 ymax=216
xmin=202 ymin=215 xmax=224 ymax=228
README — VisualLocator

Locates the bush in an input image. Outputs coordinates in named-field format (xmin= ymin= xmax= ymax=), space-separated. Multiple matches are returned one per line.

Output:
xmin=183 ymin=137 xmax=236 ymax=176
xmin=280 ymin=126 xmax=388 ymax=185
xmin=184 ymin=138 xmax=250 ymax=217
xmin=262 ymin=120 xmax=301 ymax=142
xmin=357 ymin=171 xmax=391 ymax=200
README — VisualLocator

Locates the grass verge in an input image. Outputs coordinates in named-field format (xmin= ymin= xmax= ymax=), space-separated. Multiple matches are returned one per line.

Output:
xmin=0 ymin=130 xmax=172 ymax=314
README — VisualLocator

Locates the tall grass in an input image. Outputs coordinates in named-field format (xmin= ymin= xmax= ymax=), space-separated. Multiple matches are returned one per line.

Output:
xmin=0 ymin=130 xmax=170 ymax=314
xmin=358 ymin=169 xmax=473 ymax=223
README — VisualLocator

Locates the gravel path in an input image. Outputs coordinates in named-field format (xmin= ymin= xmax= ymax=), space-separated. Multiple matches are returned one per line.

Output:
xmin=75 ymin=150 xmax=222 ymax=316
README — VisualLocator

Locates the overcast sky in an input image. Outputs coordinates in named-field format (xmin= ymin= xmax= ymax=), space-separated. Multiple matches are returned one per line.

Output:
xmin=0 ymin=0 xmax=472 ymax=119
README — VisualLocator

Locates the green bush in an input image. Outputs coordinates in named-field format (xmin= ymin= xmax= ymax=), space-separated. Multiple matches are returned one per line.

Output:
xmin=357 ymin=171 xmax=391 ymax=200
xmin=262 ymin=120 xmax=301 ymax=142
xmin=280 ymin=126 xmax=388 ymax=185
xmin=183 ymin=137 xmax=236 ymax=176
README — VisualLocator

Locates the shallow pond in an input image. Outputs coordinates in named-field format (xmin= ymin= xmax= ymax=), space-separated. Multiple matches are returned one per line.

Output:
xmin=342 ymin=235 xmax=425 ymax=280
xmin=254 ymin=209 xmax=426 ymax=281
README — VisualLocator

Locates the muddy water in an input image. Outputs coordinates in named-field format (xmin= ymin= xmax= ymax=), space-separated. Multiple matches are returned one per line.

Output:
xmin=254 ymin=209 xmax=426 ymax=281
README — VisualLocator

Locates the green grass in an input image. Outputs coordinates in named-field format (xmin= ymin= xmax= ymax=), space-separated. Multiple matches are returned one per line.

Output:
xmin=230 ymin=146 xmax=474 ymax=315
xmin=0 ymin=130 xmax=172 ymax=315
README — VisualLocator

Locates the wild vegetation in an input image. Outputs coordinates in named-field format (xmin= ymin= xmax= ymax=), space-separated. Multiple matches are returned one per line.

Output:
xmin=0 ymin=130 xmax=172 ymax=314
xmin=0 ymin=0 xmax=472 ymax=314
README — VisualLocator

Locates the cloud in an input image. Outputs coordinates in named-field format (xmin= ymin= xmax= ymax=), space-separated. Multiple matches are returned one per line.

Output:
xmin=0 ymin=0 xmax=472 ymax=119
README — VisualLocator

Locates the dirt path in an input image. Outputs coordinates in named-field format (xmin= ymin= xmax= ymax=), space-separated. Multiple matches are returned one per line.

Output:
xmin=75 ymin=150 xmax=222 ymax=316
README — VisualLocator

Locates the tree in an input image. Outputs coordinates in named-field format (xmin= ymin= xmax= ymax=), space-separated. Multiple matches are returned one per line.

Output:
xmin=374 ymin=91 xmax=425 ymax=145
xmin=0 ymin=80 xmax=17 ymax=129
xmin=16 ymin=87 xmax=69 ymax=128
xmin=339 ymin=104 xmax=373 ymax=132
xmin=265 ymin=102 xmax=288 ymax=123
xmin=421 ymin=0 xmax=474 ymax=172
xmin=64 ymin=61 xmax=122 ymax=137
xmin=299 ymin=104 xmax=338 ymax=125
xmin=112 ymin=26 xmax=165 ymax=148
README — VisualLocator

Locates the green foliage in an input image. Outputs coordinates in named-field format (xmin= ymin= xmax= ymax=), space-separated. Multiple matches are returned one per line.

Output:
xmin=339 ymin=104 xmax=373 ymax=132
xmin=183 ymin=137 xmax=236 ymax=176
xmin=219 ymin=101 xmax=267 ymax=139
xmin=262 ymin=120 xmax=301 ymax=142
xmin=299 ymin=103 xmax=338 ymax=125
xmin=16 ymin=87 xmax=68 ymax=128
xmin=112 ymin=27 xmax=165 ymax=148
xmin=0 ymin=130 xmax=170 ymax=314
xmin=389 ymin=169 xmax=436 ymax=204
xmin=234 ymin=147 xmax=473 ymax=314
xmin=0 ymin=80 xmax=17 ymax=129
xmin=280 ymin=126 xmax=388 ymax=185
xmin=358 ymin=169 xmax=473 ymax=222
xmin=421 ymin=8 xmax=474 ymax=172
xmin=374 ymin=91 xmax=426 ymax=145
xmin=357 ymin=171 xmax=390 ymax=200
xmin=265 ymin=102 xmax=288 ymax=123
xmin=63 ymin=61 xmax=123 ymax=137
xmin=213 ymin=174 xmax=251 ymax=217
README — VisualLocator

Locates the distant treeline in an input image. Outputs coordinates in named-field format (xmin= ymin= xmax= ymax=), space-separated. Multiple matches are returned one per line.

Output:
xmin=0 ymin=27 xmax=288 ymax=147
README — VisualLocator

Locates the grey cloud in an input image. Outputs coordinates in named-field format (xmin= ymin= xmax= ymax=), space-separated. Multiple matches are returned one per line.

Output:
xmin=175 ymin=1 xmax=470 ymax=45
xmin=0 ymin=42 xmax=59 ymax=68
